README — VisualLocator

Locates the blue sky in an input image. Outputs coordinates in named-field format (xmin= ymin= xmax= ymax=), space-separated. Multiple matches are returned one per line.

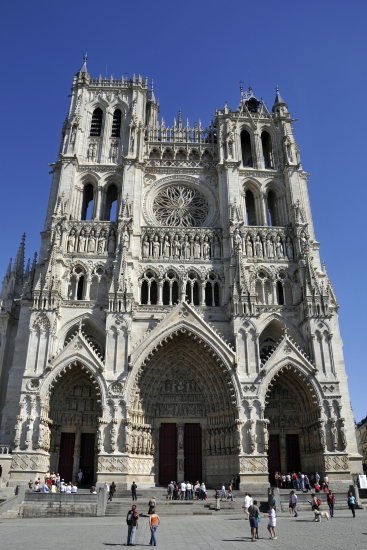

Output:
xmin=1 ymin=0 xmax=366 ymax=418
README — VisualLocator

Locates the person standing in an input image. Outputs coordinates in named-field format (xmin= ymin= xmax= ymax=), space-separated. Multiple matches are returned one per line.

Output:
xmin=308 ymin=493 xmax=330 ymax=521
xmin=180 ymin=480 xmax=186 ymax=500
xmin=126 ymin=504 xmax=139 ymax=546
xmin=327 ymin=490 xmax=335 ymax=517
xmin=109 ymin=481 xmax=116 ymax=502
xmin=77 ymin=469 xmax=83 ymax=486
xmin=221 ymin=483 xmax=226 ymax=501
xmin=167 ymin=481 xmax=174 ymax=500
xmin=291 ymin=491 xmax=298 ymax=517
xmin=348 ymin=491 xmax=356 ymax=518
xmin=186 ymin=481 xmax=192 ymax=500
xmin=274 ymin=472 xmax=280 ymax=488
xmin=104 ymin=481 xmax=110 ymax=494
xmin=242 ymin=492 xmax=252 ymax=518
xmin=269 ymin=492 xmax=276 ymax=513
xmin=265 ymin=503 xmax=277 ymax=540
xmin=248 ymin=499 xmax=260 ymax=542
xmin=149 ymin=510 xmax=160 ymax=546
xmin=148 ymin=496 xmax=156 ymax=515
xmin=200 ymin=482 xmax=206 ymax=500
xmin=131 ymin=481 xmax=137 ymax=501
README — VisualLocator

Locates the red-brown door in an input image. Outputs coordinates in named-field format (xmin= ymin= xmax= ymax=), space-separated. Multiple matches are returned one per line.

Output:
xmin=286 ymin=434 xmax=301 ymax=473
xmin=79 ymin=433 xmax=95 ymax=485
xmin=184 ymin=423 xmax=202 ymax=483
xmin=159 ymin=423 xmax=177 ymax=485
xmin=268 ymin=434 xmax=281 ymax=484
xmin=58 ymin=432 xmax=75 ymax=483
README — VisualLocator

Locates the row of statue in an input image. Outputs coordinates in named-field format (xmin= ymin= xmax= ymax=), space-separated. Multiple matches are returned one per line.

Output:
xmin=248 ymin=419 xmax=269 ymax=453
xmin=233 ymin=229 xmax=294 ymax=260
xmin=141 ymin=231 xmax=222 ymax=261
xmin=205 ymin=425 xmax=241 ymax=456
xmin=125 ymin=425 xmax=155 ymax=455
xmin=67 ymin=228 xmax=116 ymax=254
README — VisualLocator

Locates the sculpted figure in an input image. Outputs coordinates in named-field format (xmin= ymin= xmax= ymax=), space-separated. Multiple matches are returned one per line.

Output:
xmin=340 ymin=419 xmax=347 ymax=450
xmin=152 ymin=235 xmax=160 ymax=259
xmin=193 ymin=236 xmax=201 ymax=259
xmin=330 ymin=420 xmax=338 ymax=450
xmin=286 ymin=236 xmax=294 ymax=260
xmin=78 ymin=229 xmax=86 ymax=252
xmin=172 ymin=235 xmax=180 ymax=259
xmin=14 ymin=419 xmax=22 ymax=449
xmin=97 ymin=231 xmax=106 ymax=253
xmin=213 ymin=235 xmax=221 ymax=260
xmin=122 ymin=227 xmax=129 ymax=250
xmin=246 ymin=235 xmax=253 ymax=257
xmin=88 ymin=230 xmax=96 ymax=253
xmin=178 ymin=426 xmax=184 ymax=449
xmin=67 ymin=230 xmax=76 ymax=253
xmin=255 ymin=235 xmax=263 ymax=258
xmin=262 ymin=420 xmax=269 ymax=451
xmin=142 ymin=235 xmax=149 ymax=258
xmin=184 ymin=235 xmax=191 ymax=259
xmin=275 ymin=235 xmax=283 ymax=258
xmin=266 ymin=235 xmax=274 ymax=258
xmin=319 ymin=421 xmax=326 ymax=450
xmin=249 ymin=420 xmax=256 ymax=453
xmin=54 ymin=225 xmax=62 ymax=249
xmin=202 ymin=235 xmax=210 ymax=260
xmin=299 ymin=231 xmax=307 ymax=255
xmin=234 ymin=229 xmax=242 ymax=253
xmin=163 ymin=235 xmax=170 ymax=259
xmin=107 ymin=230 xmax=116 ymax=255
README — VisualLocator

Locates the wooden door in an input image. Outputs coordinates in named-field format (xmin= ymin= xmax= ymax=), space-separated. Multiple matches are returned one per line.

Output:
xmin=79 ymin=433 xmax=95 ymax=485
xmin=268 ymin=434 xmax=281 ymax=484
xmin=286 ymin=434 xmax=301 ymax=473
xmin=184 ymin=423 xmax=202 ymax=483
xmin=159 ymin=423 xmax=177 ymax=485
xmin=58 ymin=432 xmax=75 ymax=483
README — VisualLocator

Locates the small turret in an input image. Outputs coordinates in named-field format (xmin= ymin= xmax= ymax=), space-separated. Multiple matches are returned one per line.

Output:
xmin=272 ymin=85 xmax=288 ymax=113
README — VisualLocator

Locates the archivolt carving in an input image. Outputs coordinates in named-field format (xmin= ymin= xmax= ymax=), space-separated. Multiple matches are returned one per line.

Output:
xmin=98 ymin=455 xmax=128 ymax=472
xmin=324 ymin=454 xmax=349 ymax=471
xmin=240 ymin=457 xmax=268 ymax=473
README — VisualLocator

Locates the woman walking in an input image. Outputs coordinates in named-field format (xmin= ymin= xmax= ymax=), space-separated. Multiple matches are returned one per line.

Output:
xmin=149 ymin=510 xmax=160 ymax=546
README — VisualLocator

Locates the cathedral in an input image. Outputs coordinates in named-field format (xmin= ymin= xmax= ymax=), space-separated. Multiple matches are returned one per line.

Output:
xmin=0 ymin=58 xmax=361 ymax=490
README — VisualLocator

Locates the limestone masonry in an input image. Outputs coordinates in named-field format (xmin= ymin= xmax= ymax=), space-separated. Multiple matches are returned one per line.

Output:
xmin=0 ymin=58 xmax=362 ymax=489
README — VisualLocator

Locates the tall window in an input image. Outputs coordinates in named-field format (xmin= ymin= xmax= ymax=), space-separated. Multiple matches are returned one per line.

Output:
xmin=276 ymin=281 xmax=284 ymax=305
xmin=267 ymin=191 xmax=279 ymax=226
xmin=90 ymin=108 xmax=103 ymax=136
xmin=77 ymin=276 xmax=84 ymax=300
xmin=111 ymin=109 xmax=122 ymax=137
xmin=261 ymin=131 xmax=274 ymax=169
xmin=245 ymin=190 xmax=257 ymax=226
xmin=241 ymin=130 xmax=252 ymax=167
xmin=81 ymin=184 xmax=94 ymax=220
xmin=104 ymin=185 xmax=118 ymax=221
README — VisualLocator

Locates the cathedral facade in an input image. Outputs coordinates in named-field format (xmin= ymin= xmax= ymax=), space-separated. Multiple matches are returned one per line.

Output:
xmin=0 ymin=59 xmax=361 ymax=489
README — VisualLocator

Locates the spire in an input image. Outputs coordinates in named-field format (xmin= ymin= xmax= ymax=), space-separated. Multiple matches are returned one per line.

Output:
xmin=5 ymin=258 xmax=12 ymax=279
xmin=13 ymin=234 xmax=26 ymax=282
xmin=178 ymin=110 xmax=182 ymax=127
xmin=80 ymin=52 xmax=88 ymax=73
xmin=150 ymin=79 xmax=156 ymax=102
xmin=273 ymin=85 xmax=288 ymax=111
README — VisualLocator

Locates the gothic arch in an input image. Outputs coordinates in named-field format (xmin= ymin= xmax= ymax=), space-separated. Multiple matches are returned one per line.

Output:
xmin=57 ymin=314 xmax=106 ymax=350
xmin=256 ymin=313 xmax=304 ymax=347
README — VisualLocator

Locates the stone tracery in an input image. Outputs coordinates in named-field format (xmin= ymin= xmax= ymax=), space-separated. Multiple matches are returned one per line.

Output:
xmin=153 ymin=185 xmax=209 ymax=227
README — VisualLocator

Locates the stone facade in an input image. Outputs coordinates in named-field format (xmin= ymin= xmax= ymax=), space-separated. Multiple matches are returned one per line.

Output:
xmin=0 ymin=59 xmax=362 ymax=489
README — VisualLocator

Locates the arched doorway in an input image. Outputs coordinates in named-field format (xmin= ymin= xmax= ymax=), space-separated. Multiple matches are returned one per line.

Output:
xmin=48 ymin=362 xmax=102 ymax=485
xmin=264 ymin=366 xmax=322 ymax=482
xmin=129 ymin=332 xmax=239 ymax=485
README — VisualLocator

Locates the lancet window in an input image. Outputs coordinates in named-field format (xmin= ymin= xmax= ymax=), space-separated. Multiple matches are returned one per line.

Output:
xmin=90 ymin=108 xmax=103 ymax=136
xmin=241 ymin=129 xmax=253 ymax=167
xmin=261 ymin=131 xmax=274 ymax=169
xmin=104 ymin=184 xmax=118 ymax=221
xmin=111 ymin=109 xmax=122 ymax=137
xmin=81 ymin=184 xmax=95 ymax=220
xmin=254 ymin=270 xmax=294 ymax=306
xmin=267 ymin=190 xmax=279 ymax=227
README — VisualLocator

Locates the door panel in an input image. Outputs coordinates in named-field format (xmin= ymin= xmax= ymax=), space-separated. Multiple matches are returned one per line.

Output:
xmin=159 ymin=423 xmax=177 ymax=485
xmin=268 ymin=434 xmax=281 ymax=484
xmin=184 ymin=423 xmax=202 ymax=483
xmin=79 ymin=433 xmax=95 ymax=485
xmin=58 ymin=432 xmax=75 ymax=483
xmin=286 ymin=434 xmax=301 ymax=473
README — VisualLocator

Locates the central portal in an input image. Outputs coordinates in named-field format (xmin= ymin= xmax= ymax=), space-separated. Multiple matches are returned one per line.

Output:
xmin=159 ymin=422 xmax=202 ymax=485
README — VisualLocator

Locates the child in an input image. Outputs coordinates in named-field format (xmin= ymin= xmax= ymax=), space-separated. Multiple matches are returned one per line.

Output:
xmin=265 ymin=503 xmax=277 ymax=540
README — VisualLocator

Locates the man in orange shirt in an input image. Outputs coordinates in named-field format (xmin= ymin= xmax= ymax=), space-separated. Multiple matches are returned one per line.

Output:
xmin=149 ymin=510 xmax=160 ymax=546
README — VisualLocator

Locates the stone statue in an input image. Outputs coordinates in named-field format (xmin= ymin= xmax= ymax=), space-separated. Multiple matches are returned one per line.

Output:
xmin=108 ymin=230 xmax=116 ymax=254
xmin=173 ymin=235 xmax=180 ymax=259
xmin=54 ymin=225 xmax=62 ymax=249
xmin=152 ymin=235 xmax=160 ymax=259
xmin=266 ymin=235 xmax=274 ymax=258
xmin=97 ymin=426 xmax=103 ymax=452
xmin=193 ymin=236 xmax=201 ymax=259
xmin=213 ymin=235 xmax=221 ymax=260
xmin=163 ymin=235 xmax=170 ymax=259
xmin=178 ymin=426 xmax=184 ymax=449
xmin=275 ymin=235 xmax=283 ymax=258
xmin=122 ymin=227 xmax=129 ymax=250
xmin=340 ymin=418 xmax=347 ymax=450
xmin=202 ymin=236 xmax=210 ymax=260
xmin=14 ymin=418 xmax=22 ymax=449
xmin=249 ymin=420 xmax=256 ymax=453
xmin=142 ymin=235 xmax=149 ymax=258
xmin=246 ymin=235 xmax=253 ymax=257
xmin=299 ymin=231 xmax=307 ymax=255
xmin=38 ymin=422 xmax=45 ymax=448
xmin=286 ymin=236 xmax=294 ymax=260
xmin=88 ymin=230 xmax=96 ymax=253
xmin=262 ymin=420 xmax=269 ymax=451
xmin=67 ymin=230 xmax=76 ymax=253
xmin=255 ymin=235 xmax=263 ymax=258
xmin=110 ymin=141 xmax=118 ymax=162
xmin=78 ymin=229 xmax=86 ymax=252
xmin=330 ymin=420 xmax=338 ymax=450
xmin=234 ymin=229 xmax=242 ymax=253
xmin=97 ymin=231 xmax=106 ymax=253
xmin=178 ymin=458 xmax=183 ymax=471
xmin=319 ymin=421 xmax=326 ymax=450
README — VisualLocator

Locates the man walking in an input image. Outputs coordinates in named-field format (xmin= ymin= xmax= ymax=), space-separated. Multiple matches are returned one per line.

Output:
xmin=149 ymin=510 xmax=160 ymax=546
xmin=291 ymin=490 xmax=298 ymax=517
xmin=327 ymin=490 xmax=335 ymax=517
xmin=248 ymin=499 xmax=260 ymax=542
xmin=131 ymin=481 xmax=137 ymax=501
xmin=348 ymin=491 xmax=356 ymax=518
xmin=108 ymin=481 xmax=116 ymax=502
xmin=126 ymin=504 xmax=139 ymax=546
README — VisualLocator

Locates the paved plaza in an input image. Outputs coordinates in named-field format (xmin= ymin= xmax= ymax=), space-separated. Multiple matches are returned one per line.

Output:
xmin=1 ymin=508 xmax=367 ymax=550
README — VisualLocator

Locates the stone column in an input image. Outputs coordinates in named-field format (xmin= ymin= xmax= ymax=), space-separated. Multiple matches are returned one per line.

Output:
xmin=72 ymin=424 xmax=82 ymax=483
xmin=177 ymin=424 xmax=184 ymax=483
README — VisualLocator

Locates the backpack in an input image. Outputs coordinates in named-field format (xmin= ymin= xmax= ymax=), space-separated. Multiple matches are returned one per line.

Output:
xmin=316 ymin=498 xmax=322 ymax=507
xmin=126 ymin=510 xmax=134 ymax=525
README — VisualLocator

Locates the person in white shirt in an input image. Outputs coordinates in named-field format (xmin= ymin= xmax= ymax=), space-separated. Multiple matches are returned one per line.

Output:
xmin=291 ymin=491 xmax=298 ymax=517
xmin=66 ymin=483 xmax=72 ymax=493
xmin=77 ymin=470 xmax=83 ymax=486
xmin=200 ymin=483 xmax=206 ymax=500
xmin=194 ymin=482 xmax=200 ymax=500
xmin=180 ymin=481 xmax=186 ymax=500
xmin=71 ymin=484 xmax=78 ymax=493
xmin=186 ymin=482 xmax=192 ymax=500
xmin=221 ymin=484 xmax=226 ymax=501
xmin=242 ymin=493 xmax=252 ymax=518
xmin=265 ymin=504 xmax=277 ymax=539
xmin=104 ymin=481 xmax=110 ymax=493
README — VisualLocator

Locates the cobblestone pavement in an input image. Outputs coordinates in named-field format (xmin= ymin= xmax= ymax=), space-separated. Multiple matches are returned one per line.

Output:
xmin=1 ymin=509 xmax=367 ymax=549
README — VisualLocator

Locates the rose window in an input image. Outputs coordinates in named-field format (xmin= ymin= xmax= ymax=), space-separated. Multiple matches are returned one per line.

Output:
xmin=153 ymin=186 xmax=209 ymax=227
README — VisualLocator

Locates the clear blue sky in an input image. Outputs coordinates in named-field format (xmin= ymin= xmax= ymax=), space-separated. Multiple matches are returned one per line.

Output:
xmin=1 ymin=0 xmax=366 ymax=419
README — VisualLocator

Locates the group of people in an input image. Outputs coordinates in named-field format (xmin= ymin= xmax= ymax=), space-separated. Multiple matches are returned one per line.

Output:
xmin=274 ymin=471 xmax=329 ymax=492
xmin=242 ymin=493 xmax=277 ymax=541
xmin=166 ymin=481 xmax=207 ymax=500
xmin=29 ymin=474 xmax=79 ymax=494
